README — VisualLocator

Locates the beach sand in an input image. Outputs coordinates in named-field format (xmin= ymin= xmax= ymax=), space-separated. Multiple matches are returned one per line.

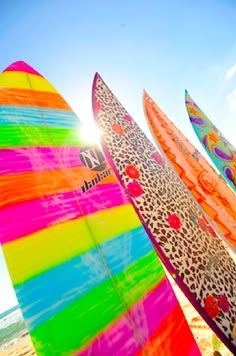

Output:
xmin=0 ymin=333 xmax=35 ymax=356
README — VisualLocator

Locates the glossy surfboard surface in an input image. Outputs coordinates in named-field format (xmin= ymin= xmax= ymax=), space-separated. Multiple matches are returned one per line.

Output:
xmin=185 ymin=90 xmax=236 ymax=194
xmin=144 ymin=91 xmax=236 ymax=252
xmin=0 ymin=61 xmax=199 ymax=355
xmin=92 ymin=73 xmax=236 ymax=354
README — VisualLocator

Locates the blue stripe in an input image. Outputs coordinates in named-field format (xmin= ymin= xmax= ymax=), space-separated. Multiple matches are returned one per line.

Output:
xmin=0 ymin=106 xmax=81 ymax=128
xmin=15 ymin=226 xmax=153 ymax=330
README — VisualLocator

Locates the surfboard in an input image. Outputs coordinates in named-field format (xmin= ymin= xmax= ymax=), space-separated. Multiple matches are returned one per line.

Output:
xmin=92 ymin=72 xmax=236 ymax=354
xmin=0 ymin=61 xmax=199 ymax=355
xmin=144 ymin=91 xmax=236 ymax=252
xmin=185 ymin=90 xmax=236 ymax=194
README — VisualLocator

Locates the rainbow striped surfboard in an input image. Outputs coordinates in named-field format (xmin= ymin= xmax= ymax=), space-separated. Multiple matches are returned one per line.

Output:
xmin=0 ymin=61 xmax=199 ymax=355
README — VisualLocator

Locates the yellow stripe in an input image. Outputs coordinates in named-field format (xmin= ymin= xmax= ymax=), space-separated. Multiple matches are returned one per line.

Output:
xmin=0 ymin=72 xmax=58 ymax=93
xmin=3 ymin=204 xmax=141 ymax=285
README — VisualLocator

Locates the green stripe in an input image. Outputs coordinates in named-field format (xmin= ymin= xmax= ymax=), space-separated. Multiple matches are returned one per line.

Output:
xmin=0 ymin=125 xmax=83 ymax=147
xmin=31 ymin=251 xmax=164 ymax=355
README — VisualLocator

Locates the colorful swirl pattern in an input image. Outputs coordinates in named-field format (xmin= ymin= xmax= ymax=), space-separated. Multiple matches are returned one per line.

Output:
xmin=0 ymin=62 xmax=199 ymax=355
xmin=144 ymin=92 xmax=236 ymax=251
xmin=185 ymin=90 xmax=236 ymax=193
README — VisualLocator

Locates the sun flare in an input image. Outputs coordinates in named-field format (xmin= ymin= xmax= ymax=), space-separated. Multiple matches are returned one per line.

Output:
xmin=79 ymin=121 xmax=101 ymax=146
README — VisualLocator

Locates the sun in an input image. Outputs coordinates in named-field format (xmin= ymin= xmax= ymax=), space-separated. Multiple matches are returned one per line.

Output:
xmin=79 ymin=121 xmax=101 ymax=146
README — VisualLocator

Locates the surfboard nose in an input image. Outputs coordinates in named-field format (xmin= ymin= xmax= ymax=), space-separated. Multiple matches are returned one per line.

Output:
xmin=2 ymin=61 xmax=43 ymax=77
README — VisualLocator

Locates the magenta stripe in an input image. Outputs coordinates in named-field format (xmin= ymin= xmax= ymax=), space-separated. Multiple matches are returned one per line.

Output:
xmin=189 ymin=343 xmax=201 ymax=356
xmin=3 ymin=61 xmax=43 ymax=77
xmin=0 ymin=183 xmax=129 ymax=244
xmin=0 ymin=147 xmax=85 ymax=174
xmin=76 ymin=278 xmax=178 ymax=355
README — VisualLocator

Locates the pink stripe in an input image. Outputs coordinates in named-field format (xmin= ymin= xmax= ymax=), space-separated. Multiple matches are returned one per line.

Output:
xmin=76 ymin=279 xmax=178 ymax=355
xmin=0 ymin=147 xmax=84 ymax=174
xmin=0 ymin=183 xmax=129 ymax=244
xmin=3 ymin=61 xmax=43 ymax=77
xmin=189 ymin=343 xmax=201 ymax=356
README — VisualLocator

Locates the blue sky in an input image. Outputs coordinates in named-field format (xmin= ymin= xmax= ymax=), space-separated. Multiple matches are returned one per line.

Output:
xmin=1 ymin=0 xmax=236 ymax=313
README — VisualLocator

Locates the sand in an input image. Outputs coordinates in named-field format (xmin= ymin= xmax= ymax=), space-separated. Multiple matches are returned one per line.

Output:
xmin=0 ymin=333 xmax=35 ymax=356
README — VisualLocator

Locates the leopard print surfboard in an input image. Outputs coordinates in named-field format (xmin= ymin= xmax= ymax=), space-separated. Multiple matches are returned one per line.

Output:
xmin=92 ymin=73 xmax=236 ymax=354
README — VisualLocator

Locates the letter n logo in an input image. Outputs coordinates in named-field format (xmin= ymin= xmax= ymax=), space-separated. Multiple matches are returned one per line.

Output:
xmin=80 ymin=146 xmax=106 ymax=171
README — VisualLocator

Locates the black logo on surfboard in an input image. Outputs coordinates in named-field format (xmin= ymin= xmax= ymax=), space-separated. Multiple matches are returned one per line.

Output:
xmin=80 ymin=146 xmax=106 ymax=171
xmin=80 ymin=146 xmax=112 ymax=193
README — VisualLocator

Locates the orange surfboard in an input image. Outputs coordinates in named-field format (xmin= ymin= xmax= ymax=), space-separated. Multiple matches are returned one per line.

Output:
xmin=144 ymin=91 xmax=236 ymax=252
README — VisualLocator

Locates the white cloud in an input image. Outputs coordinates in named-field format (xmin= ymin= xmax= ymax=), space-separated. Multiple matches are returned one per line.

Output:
xmin=226 ymin=88 xmax=236 ymax=112
xmin=225 ymin=63 xmax=236 ymax=80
